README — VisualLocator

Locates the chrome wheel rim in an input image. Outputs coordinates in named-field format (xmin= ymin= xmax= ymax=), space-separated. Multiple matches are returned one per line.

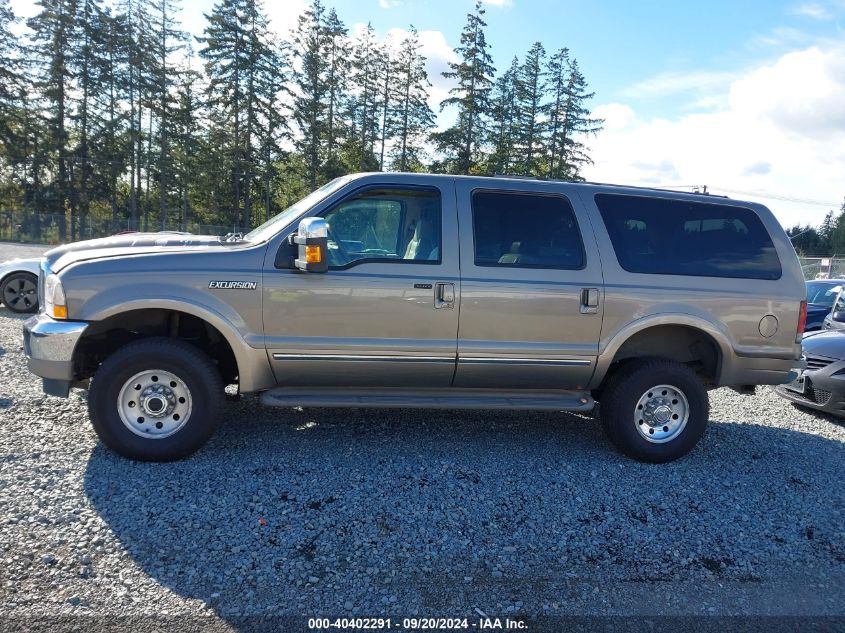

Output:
xmin=117 ymin=370 xmax=192 ymax=439
xmin=3 ymin=276 xmax=37 ymax=311
xmin=634 ymin=384 xmax=689 ymax=443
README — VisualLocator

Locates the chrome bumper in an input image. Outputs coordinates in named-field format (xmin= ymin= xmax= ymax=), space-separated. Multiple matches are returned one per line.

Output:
xmin=23 ymin=314 xmax=89 ymax=397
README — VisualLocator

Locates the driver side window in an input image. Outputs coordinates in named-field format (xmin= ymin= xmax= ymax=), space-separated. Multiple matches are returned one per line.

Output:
xmin=322 ymin=187 xmax=442 ymax=269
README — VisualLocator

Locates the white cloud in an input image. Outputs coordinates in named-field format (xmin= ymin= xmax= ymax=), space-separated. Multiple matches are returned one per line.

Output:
xmin=729 ymin=46 xmax=845 ymax=137
xmin=585 ymin=45 xmax=845 ymax=227
xmin=621 ymin=70 xmax=739 ymax=99
xmin=592 ymin=103 xmax=635 ymax=131
xmin=379 ymin=0 xmax=404 ymax=8
xmin=481 ymin=0 xmax=514 ymax=6
xmin=792 ymin=2 xmax=831 ymax=19
xmin=265 ymin=0 xmax=309 ymax=39
xmin=748 ymin=26 xmax=811 ymax=50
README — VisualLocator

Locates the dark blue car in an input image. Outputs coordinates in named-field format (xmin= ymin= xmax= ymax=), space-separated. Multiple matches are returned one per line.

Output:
xmin=805 ymin=280 xmax=845 ymax=330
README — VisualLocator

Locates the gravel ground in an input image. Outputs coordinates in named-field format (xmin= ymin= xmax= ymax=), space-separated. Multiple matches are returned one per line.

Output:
xmin=0 ymin=243 xmax=843 ymax=631
xmin=0 ymin=242 xmax=50 ymax=262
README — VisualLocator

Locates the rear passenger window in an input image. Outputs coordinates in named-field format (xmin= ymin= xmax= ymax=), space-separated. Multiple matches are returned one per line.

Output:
xmin=472 ymin=191 xmax=585 ymax=269
xmin=595 ymin=194 xmax=782 ymax=280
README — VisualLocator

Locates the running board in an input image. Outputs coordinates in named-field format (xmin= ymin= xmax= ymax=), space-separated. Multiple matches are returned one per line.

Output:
xmin=260 ymin=387 xmax=594 ymax=411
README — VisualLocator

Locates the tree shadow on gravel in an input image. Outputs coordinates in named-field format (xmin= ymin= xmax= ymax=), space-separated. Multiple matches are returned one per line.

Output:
xmin=83 ymin=403 xmax=845 ymax=623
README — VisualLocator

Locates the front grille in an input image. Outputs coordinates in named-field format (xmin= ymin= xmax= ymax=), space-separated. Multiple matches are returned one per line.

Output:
xmin=810 ymin=387 xmax=832 ymax=405
xmin=805 ymin=354 xmax=835 ymax=371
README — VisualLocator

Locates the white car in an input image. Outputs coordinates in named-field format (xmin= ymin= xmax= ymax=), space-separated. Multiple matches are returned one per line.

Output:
xmin=0 ymin=258 xmax=40 ymax=314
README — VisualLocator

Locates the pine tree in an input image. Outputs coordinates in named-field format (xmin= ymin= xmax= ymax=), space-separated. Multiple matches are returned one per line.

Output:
xmin=200 ymin=0 xmax=285 ymax=229
xmin=70 ymin=0 xmax=111 ymax=238
xmin=513 ymin=42 xmax=546 ymax=176
xmin=433 ymin=0 xmax=495 ymax=174
xmin=117 ymin=0 xmax=156 ymax=230
xmin=0 ymin=0 xmax=25 ymax=144
xmin=322 ymin=8 xmax=348 ymax=178
xmin=291 ymin=0 xmax=329 ymax=191
xmin=486 ymin=56 xmax=519 ymax=175
xmin=100 ymin=6 xmax=130 ymax=229
xmin=0 ymin=0 xmax=31 ymax=220
xmin=27 ymin=0 xmax=79 ymax=240
xmin=347 ymin=22 xmax=383 ymax=171
xmin=389 ymin=26 xmax=434 ymax=172
xmin=827 ymin=200 xmax=845 ymax=255
xmin=171 ymin=44 xmax=202 ymax=230
xmin=377 ymin=38 xmax=397 ymax=171
xmin=545 ymin=50 xmax=602 ymax=180
xmin=149 ymin=0 xmax=183 ymax=229
xmin=243 ymin=0 xmax=287 ymax=228
xmin=818 ymin=210 xmax=835 ymax=246
xmin=0 ymin=0 xmax=611 ymax=240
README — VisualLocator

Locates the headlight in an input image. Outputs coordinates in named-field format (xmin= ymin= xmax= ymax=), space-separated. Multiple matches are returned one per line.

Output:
xmin=43 ymin=274 xmax=67 ymax=319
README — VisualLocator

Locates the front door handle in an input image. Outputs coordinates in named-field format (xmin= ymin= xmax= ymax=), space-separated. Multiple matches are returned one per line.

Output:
xmin=435 ymin=282 xmax=455 ymax=309
xmin=580 ymin=288 xmax=599 ymax=314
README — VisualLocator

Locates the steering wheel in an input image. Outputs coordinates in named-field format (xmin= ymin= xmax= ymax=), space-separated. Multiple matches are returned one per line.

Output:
xmin=325 ymin=224 xmax=351 ymax=266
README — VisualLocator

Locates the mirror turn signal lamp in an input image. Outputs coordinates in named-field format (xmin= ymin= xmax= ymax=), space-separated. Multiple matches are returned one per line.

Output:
xmin=305 ymin=245 xmax=323 ymax=264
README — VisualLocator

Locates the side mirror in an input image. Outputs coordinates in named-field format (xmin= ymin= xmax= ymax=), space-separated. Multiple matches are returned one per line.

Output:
xmin=290 ymin=217 xmax=329 ymax=273
xmin=833 ymin=311 xmax=845 ymax=323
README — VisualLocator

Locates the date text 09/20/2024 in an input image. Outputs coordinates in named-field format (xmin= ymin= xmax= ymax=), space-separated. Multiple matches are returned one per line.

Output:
xmin=307 ymin=617 xmax=528 ymax=630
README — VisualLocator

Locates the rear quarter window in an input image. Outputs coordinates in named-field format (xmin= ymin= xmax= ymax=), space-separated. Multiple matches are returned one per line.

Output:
xmin=595 ymin=194 xmax=782 ymax=280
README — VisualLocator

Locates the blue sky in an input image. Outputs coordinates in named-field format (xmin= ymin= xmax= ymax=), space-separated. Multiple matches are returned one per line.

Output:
xmin=309 ymin=0 xmax=845 ymax=119
xmin=11 ymin=0 xmax=845 ymax=226
xmin=185 ymin=0 xmax=845 ymax=226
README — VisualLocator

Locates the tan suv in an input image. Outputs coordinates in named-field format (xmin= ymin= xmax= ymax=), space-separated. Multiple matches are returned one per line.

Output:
xmin=22 ymin=174 xmax=806 ymax=463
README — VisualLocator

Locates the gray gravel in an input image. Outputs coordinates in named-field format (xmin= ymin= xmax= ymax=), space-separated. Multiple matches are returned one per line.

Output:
xmin=0 ymin=244 xmax=843 ymax=627
xmin=0 ymin=241 xmax=50 ymax=262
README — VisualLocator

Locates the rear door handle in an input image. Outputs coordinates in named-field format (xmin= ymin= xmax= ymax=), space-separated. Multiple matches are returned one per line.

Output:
xmin=435 ymin=282 xmax=455 ymax=309
xmin=580 ymin=287 xmax=599 ymax=314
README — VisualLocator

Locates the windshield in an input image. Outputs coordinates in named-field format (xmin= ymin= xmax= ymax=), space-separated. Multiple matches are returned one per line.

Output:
xmin=806 ymin=281 xmax=842 ymax=307
xmin=244 ymin=177 xmax=350 ymax=243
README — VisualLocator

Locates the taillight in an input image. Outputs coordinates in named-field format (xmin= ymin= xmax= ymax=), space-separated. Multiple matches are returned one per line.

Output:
xmin=796 ymin=300 xmax=807 ymax=342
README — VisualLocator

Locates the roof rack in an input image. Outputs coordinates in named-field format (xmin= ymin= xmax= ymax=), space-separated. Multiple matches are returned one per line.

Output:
xmin=491 ymin=174 xmax=729 ymax=198
xmin=492 ymin=173 xmax=540 ymax=180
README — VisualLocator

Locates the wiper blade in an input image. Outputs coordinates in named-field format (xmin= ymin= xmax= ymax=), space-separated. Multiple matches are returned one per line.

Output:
xmin=221 ymin=232 xmax=244 ymax=243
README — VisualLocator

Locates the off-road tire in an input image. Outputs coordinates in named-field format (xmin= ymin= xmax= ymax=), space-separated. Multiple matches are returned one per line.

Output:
xmin=88 ymin=337 xmax=224 ymax=461
xmin=600 ymin=358 xmax=709 ymax=463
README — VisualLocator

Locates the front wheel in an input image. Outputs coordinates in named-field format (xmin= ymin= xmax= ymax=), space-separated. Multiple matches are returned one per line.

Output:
xmin=88 ymin=338 xmax=224 ymax=461
xmin=600 ymin=359 xmax=709 ymax=463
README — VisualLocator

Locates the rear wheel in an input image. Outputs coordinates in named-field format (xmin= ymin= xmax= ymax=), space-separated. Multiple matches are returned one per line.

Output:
xmin=1 ymin=271 xmax=38 ymax=313
xmin=600 ymin=359 xmax=709 ymax=462
xmin=88 ymin=338 xmax=224 ymax=461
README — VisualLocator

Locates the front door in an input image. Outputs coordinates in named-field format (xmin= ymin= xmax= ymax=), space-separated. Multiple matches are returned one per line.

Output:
xmin=453 ymin=181 xmax=604 ymax=389
xmin=263 ymin=180 xmax=460 ymax=387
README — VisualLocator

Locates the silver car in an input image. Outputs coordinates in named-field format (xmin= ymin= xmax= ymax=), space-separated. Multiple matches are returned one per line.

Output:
xmin=21 ymin=174 xmax=806 ymax=463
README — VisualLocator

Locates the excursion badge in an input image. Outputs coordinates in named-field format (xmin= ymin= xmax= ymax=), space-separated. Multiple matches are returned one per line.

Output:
xmin=208 ymin=281 xmax=257 ymax=289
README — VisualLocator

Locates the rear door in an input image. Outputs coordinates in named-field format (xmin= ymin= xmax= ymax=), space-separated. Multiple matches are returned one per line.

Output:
xmin=453 ymin=180 xmax=604 ymax=389
xmin=262 ymin=179 xmax=460 ymax=387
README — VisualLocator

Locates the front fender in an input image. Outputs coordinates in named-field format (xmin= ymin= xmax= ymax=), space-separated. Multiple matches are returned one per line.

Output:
xmin=81 ymin=293 xmax=274 ymax=393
